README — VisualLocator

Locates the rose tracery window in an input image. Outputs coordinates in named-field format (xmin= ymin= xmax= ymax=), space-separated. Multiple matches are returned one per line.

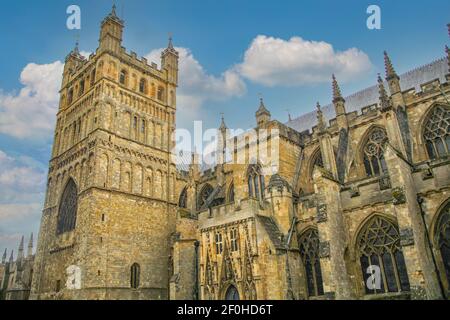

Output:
xmin=298 ymin=229 xmax=324 ymax=297
xmin=435 ymin=201 xmax=450 ymax=286
xmin=357 ymin=216 xmax=410 ymax=295
xmin=423 ymin=105 xmax=450 ymax=160
xmin=362 ymin=128 xmax=388 ymax=177
xmin=56 ymin=178 xmax=78 ymax=235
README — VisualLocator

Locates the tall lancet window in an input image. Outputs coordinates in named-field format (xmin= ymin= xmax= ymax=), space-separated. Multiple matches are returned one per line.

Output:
xmin=179 ymin=187 xmax=187 ymax=209
xmin=247 ymin=165 xmax=264 ymax=200
xmin=298 ymin=229 xmax=324 ymax=297
xmin=310 ymin=149 xmax=324 ymax=180
xmin=362 ymin=127 xmax=388 ymax=177
xmin=423 ymin=105 xmax=450 ymax=160
xmin=57 ymin=179 xmax=78 ymax=235
xmin=130 ymin=263 xmax=140 ymax=289
xmin=435 ymin=200 xmax=450 ymax=287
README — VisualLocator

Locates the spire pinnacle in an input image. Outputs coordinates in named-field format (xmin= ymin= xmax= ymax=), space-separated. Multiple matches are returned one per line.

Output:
xmin=168 ymin=33 xmax=174 ymax=50
xmin=27 ymin=233 xmax=34 ymax=257
xmin=9 ymin=250 xmax=14 ymax=263
xmin=112 ymin=4 xmax=117 ymax=16
xmin=18 ymin=235 xmax=24 ymax=260
xmin=74 ymin=39 xmax=79 ymax=54
xmin=316 ymin=102 xmax=326 ymax=130
xmin=377 ymin=73 xmax=390 ymax=110
xmin=19 ymin=235 xmax=24 ymax=251
xmin=162 ymin=33 xmax=178 ymax=57
xmin=256 ymin=97 xmax=270 ymax=116
xmin=332 ymin=74 xmax=344 ymax=103
xmin=255 ymin=96 xmax=271 ymax=126
xmin=2 ymin=248 xmax=6 ymax=264
xmin=103 ymin=3 xmax=124 ymax=25
xmin=384 ymin=51 xmax=398 ymax=80
xmin=219 ymin=113 xmax=227 ymax=131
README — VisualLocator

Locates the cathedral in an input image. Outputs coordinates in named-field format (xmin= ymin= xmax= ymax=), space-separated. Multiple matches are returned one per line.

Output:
xmin=18 ymin=7 xmax=450 ymax=300
xmin=0 ymin=234 xmax=35 ymax=300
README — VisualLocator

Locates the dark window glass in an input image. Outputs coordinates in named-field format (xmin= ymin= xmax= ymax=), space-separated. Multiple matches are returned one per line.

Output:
xmin=130 ymin=263 xmax=140 ymax=289
xmin=435 ymin=201 xmax=450 ymax=286
xmin=382 ymin=252 xmax=398 ymax=292
xmin=423 ymin=105 xmax=450 ymax=159
xmin=357 ymin=216 xmax=410 ymax=295
xmin=362 ymin=128 xmax=388 ymax=177
xmin=56 ymin=179 xmax=78 ymax=235
xmin=299 ymin=229 xmax=324 ymax=297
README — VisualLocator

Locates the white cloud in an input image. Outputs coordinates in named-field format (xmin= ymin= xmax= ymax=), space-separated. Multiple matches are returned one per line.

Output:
xmin=0 ymin=149 xmax=45 ymax=253
xmin=0 ymin=61 xmax=63 ymax=139
xmin=0 ymin=149 xmax=45 ymax=220
xmin=145 ymin=47 xmax=246 ymax=124
xmin=0 ymin=203 xmax=41 ymax=222
xmin=80 ymin=51 xmax=92 ymax=60
xmin=236 ymin=35 xmax=372 ymax=87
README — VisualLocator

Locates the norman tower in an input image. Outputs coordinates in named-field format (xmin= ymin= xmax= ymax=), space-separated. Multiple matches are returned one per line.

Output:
xmin=30 ymin=6 xmax=179 ymax=299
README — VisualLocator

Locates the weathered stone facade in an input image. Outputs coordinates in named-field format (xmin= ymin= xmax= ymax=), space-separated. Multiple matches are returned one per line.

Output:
xmin=0 ymin=235 xmax=35 ymax=300
xmin=171 ymin=40 xmax=450 ymax=300
xmin=30 ymin=7 xmax=450 ymax=300
xmin=30 ymin=6 xmax=178 ymax=300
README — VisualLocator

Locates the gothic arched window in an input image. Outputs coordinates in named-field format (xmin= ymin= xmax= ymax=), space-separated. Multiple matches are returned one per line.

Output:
xmin=130 ymin=263 xmax=140 ymax=289
xmin=248 ymin=165 xmax=264 ymax=200
xmin=119 ymin=70 xmax=127 ymax=85
xmin=67 ymin=88 xmax=74 ymax=105
xmin=298 ymin=229 xmax=324 ymax=297
xmin=141 ymin=119 xmax=146 ymax=134
xmin=79 ymin=80 xmax=85 ymax=97
xmin=198 ymin=184 xmax=214 ymax=210
xmin=57 ymin=179 xmax=78 ymax=235
xmin=225 ymin=285 xmax=240 ymax=300
xmin=423 ymin=105 xmax=450 ymax=160
xmin=310 ymin=149 xmax=324 ymax=179
xmin=357 ymin=216 xmax=410 ymax=294
xmin=179 ymin=187 xmax=187 ymax=208
xmin=228 ymin=183 xmax=235 ymax=203
xmin=90 ymin=68 xmax=96 ymax=87
xmin=362 ymin=128 xmax=388 ymax=177
xmin=157 ymin=87 xmax=165 ymax=101
xmin=435 ymin=201 xmax=450 ymax=286
xmin=139 ymin=78 xmax=147 ymax=94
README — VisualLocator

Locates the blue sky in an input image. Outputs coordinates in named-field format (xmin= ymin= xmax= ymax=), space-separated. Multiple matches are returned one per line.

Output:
xmin=0 ymin=0 xmax=449 ymax=256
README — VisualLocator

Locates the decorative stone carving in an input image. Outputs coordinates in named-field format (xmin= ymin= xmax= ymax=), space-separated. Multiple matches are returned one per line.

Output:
xmin=422 ymin=163 xmax=434 ymax=180
xmin=350 ymin=185 xmax=360 ymax=198
xmin=316 ymin=204 xmax=328 ymax=223
xmin=400 ymin=227 xmax=415 ymax=246
xmin=392 ymin=187 xmax=406 ymax=205
xmin=379 ymin=176 xmax=391 ymax=190
xmin=319 ymin=241 xmax=330 ymax=258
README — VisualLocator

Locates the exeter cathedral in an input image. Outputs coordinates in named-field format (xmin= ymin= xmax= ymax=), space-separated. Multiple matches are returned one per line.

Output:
xmin=4 ymin=7 xmax=449 ymax=300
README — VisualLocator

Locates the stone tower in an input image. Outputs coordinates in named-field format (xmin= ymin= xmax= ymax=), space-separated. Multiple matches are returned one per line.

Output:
xmin=30 ymin=6 xmax=179 ymax=300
